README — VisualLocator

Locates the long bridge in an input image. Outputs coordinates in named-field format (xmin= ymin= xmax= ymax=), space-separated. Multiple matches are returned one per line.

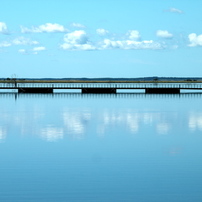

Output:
xmin=1 ymin=80 xmax=202 ymax=94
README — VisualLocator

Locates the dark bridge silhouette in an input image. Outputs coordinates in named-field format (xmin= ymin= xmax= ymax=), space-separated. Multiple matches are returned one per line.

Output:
xmin=1 ymin=80 xmax=202 ymax=94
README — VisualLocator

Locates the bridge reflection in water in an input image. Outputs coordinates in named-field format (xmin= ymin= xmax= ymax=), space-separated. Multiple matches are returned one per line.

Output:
xmin=1 ymin=92 xmax=202 ymax=101
xmin=1 ymin=81 xmax=202 ymax=94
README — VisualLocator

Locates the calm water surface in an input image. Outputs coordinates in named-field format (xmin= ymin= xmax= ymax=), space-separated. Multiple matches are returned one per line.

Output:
xmin=0 ymin=93 xmax=202 ymax=202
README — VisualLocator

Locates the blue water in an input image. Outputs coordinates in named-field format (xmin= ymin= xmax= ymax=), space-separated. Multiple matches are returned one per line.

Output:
xmin=0 ymin=93 xmax=202 ymax=201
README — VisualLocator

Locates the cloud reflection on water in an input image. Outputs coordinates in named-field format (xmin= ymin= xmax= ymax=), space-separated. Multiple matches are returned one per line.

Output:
xmin=63 ymin=110 xmax=91 ymax=139
xmin=0 ymin=126 xmax=6 ymax=142
xmin=40 ymin=125 xmax=64 ymax=142
xmin=0 ymin=107 xmax=202 ymax=142
xmin=99 ymin=111 xmax=173 ymax=135
xmin=188 ymin=112 xmax=202 ymax=131
xmin=156 ymin=122 xmax=170 ymax=135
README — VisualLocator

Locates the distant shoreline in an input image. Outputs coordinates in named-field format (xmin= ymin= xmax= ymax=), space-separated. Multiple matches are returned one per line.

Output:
xmin=1 ymin=77 xmax=202 ymax=83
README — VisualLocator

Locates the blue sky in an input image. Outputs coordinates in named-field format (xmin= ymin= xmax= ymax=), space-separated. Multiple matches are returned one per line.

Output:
xmin=1 ymin=0 xmax=202 ymax=78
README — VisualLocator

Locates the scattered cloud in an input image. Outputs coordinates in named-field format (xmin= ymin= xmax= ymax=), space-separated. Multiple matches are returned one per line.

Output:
xmin=188 ymin=33 xmax=202 ymax=47
xmin=12 ymin=37 xmax=39 ymax=45
xmin=127 ymin=30 xmax=141 ymax=40
xmin=0 ymin=37 xmax=39 ymax=51
xmin=18 ymin=47 xmax=46 ymax=55
xmin=71 ymin=23 xmax=85 ymax=28
xmin=156 ymin=30 xmax=173 ymax=39
xmin=166 ymin=7 xmax=183 ymax=14
xmin=99 ymin=30 xmax=162 ymax=50
xmin=33 ymin=46 xmax=46 ymax=51
xmin=64 ymin=30 xmax=88 ymax=44
xmin=60 ymin=29 xmax=163 ymax=51
xmin=0 ymin=22 xmax=9 ymax=34
xmin=0 ymin=41 xmax=11 ymax=47
xmin=21 ymin=23 xmax=68 ymax=33
xmin=61 ymin=30 xmax=96 ymax=50
xmin=101 ymin=39 xmax=163 ymax=50
xmin=18 ymin=49 xmax=28 ymax=54
xmin=96 ymin=28 xmax=109 ymax=36
xmin=2 ymin=22 xmax=202 ymax=52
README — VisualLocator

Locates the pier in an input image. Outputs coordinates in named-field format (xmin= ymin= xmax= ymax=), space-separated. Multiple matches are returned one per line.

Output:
xmin=0 ymin=80 xmax=202 ymax=94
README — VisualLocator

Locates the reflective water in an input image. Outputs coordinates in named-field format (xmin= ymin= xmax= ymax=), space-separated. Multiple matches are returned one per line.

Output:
xmin=0 ymin=93 xmax=202 ymax=201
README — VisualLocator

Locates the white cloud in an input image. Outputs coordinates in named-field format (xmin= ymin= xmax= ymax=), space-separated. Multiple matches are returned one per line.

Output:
xmin=61 ymin=29 xmax=163 ymax=51
xmin=71 ymin=23 xmax=85 ymax=28
xmin=0 ymin=37 xmax=39 ymax=50
xmin=64 ymin=30 xmax=88 ymax=44
xmin=61 ymin=43 xmax=96 ymax=51
xmin=98 ymin=30 xmax=163 ymax=50
xmin=32 ymin=46 xmax=46 ymax=54
xmin=101 ymin=39 xmax=162 ymax=50
xmin=96 ymin=28 xmax=109 ymax=36
xmin=13 ymin=37 xmax=39 ymax=45
xmin=21 ymin=23 xmax=68 ymax=33
xmin=33 ymin=46 xmax=46 ymax=51
xmin=78 ymin=44 xmax=96 ymax=50
xmin=18 ymin=47 xmax=45 ymax=55
xmin=127 ymin=30 xmax=141 ymax=40
xmin=18 ymin=49 xmax=25 ymax=53
xmin=188 ymin=33 xmax=202 ymax=47
xmin=156 ymin=30 xmax=173 ymax=39
xmin=18 ymin=49 xmax=28 ymax=54
xmin=0 ymin=22 xmax=9 ymax=34
xmin=166 ymin=7 xmax=183 ymax=14
xmin=0 ymin=41 xmax=11 ymax=47
xmin=61 ymin=30 xmax=96 ymax=50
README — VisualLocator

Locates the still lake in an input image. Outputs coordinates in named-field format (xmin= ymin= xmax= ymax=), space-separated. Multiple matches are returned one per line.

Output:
xmin=0 ymin=93 xmax=202 ymax=202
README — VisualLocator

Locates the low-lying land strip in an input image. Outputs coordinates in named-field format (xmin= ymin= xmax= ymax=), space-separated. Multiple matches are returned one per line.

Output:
xmin=1 ymin=77 xmax=202 ymax=83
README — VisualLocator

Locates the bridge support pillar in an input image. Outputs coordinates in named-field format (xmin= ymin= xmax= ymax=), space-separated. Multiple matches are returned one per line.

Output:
xmin=145 ymin=88 xmax=180 ymax=94
xmin=18 ymin=88 xmax=53 ymax=93
xmin=82 ymin=88 xmax=116 ymax=94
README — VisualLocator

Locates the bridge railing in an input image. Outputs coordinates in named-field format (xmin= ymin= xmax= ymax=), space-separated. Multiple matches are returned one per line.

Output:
xmin=0 ymin=82 xmax=202 ymax=89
